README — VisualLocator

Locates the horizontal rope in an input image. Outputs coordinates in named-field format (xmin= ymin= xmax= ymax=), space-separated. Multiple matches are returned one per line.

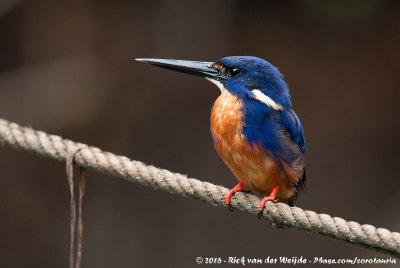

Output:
xmin=0 ymin=118 xmax=399 ymax=258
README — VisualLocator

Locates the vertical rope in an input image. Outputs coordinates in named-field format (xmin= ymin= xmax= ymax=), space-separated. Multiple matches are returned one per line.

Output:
xmin=66 ymin=148 xmax=78 ymax=268
xmin=75 ymin=168 xmax=86 ymax=268
xmin=66 ymin=147 xmax=86 ymax=268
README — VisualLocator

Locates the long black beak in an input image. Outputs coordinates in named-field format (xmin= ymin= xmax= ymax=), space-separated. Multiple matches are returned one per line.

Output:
xmin=135 ymin=58 xmax=222 ymax=79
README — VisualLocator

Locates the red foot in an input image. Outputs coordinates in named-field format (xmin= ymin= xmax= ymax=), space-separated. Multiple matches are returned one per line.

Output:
xmin=257 ymin=186 xmax=280 ymax=218
xmin=225 ymin=182 xmax=250 ymax=209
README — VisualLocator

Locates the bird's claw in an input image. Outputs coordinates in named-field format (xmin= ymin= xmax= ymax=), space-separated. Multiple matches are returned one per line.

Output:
xmin=257 ymin=210 xmax=263 ymax=219
xmin=225 ymin=182 xmax=252 ymax=212
xmin=257 ymin=197 xmax=279 ymax=219
xmin=227 ymin=204 xmax=234 ymax=212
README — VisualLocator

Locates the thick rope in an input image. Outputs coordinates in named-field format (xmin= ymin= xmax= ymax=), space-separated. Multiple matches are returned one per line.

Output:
xmin=0 ymin=118 xmax=399 ymax=258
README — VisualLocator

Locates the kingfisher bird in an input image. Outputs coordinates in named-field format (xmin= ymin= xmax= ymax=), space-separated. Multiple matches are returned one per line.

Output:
xmin=136 ymin=56 xmax=306 ymax=217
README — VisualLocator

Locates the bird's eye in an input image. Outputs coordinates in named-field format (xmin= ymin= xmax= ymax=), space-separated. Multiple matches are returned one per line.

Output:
xmin=220 ymin=67 xmax=241 ymax=78
xmin=213 ymin=63 xmax=241 ymax=78
xmin=228 ymin=67 xmax=241 ymax=77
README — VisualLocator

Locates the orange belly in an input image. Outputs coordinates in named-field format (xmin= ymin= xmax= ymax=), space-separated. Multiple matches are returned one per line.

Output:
xmin=210 ymin=91 xmax=296 ymax=203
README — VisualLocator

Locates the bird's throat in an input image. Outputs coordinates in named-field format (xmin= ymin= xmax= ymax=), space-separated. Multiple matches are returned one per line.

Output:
xmin=205 ymin=78 xmax=228 ymax=94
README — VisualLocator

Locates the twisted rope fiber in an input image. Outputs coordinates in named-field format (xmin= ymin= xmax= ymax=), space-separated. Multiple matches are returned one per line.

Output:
xmin=0 ymin=119 xmax=399 ymax=258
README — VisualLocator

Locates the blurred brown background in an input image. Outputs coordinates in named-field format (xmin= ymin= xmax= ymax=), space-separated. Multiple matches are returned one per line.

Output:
xmin=0 ymin=0 xmax=399 ymax=267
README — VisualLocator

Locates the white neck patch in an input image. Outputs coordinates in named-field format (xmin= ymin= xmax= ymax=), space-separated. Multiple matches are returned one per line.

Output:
xmin=251 ymin=89 xmax=284 ymax=110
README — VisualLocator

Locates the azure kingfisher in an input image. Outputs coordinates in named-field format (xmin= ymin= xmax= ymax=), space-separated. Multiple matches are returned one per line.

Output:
xmin=136 ymin=56 xmax=306 ymax=217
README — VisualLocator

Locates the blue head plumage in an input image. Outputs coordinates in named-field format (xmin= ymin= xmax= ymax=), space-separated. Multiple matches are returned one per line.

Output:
xmin=213 ymin=56 xmax=292 ymax=110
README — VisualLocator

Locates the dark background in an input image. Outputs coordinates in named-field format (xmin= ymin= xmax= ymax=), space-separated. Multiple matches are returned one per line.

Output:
xmin=0 ymin=0 xmax=399 ymax=267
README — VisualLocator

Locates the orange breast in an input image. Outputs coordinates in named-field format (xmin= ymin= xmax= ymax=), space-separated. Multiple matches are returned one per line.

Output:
xmin=210 ymin=91 xmax=296 ymax=202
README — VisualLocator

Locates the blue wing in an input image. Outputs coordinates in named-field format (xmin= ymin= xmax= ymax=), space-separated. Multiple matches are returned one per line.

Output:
xmin=279 ymin=108 xmax=306 ymax=191
xmin=279 ymin=109 xmax=305 ymax=153
xmin=242 ymin=101 xmax=305 ymax=155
